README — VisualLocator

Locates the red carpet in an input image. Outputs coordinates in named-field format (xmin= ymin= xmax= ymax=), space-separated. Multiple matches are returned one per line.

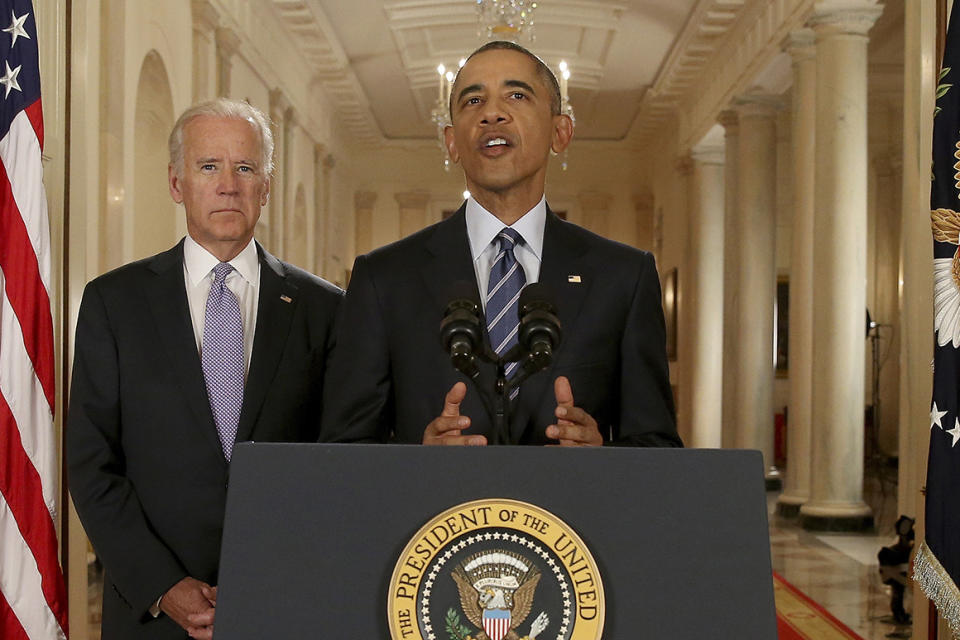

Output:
xmin=774 ymin=571 xmax=866 ymax=640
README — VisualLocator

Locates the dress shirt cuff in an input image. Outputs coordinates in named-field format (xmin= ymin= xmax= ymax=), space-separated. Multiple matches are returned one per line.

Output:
xmin=149 ymin=595 xmax=163 ymax=618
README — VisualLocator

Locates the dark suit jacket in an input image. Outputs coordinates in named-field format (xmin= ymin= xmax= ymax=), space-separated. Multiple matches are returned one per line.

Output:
xmin=66 ymin=240 xmax=342 ymax=639
xmin=320 ymin=205 xmax=679 ymax=447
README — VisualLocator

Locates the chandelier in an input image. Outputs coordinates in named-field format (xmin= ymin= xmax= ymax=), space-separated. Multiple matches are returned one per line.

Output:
xmin=477 ymin=0 xmax=538 ymax=42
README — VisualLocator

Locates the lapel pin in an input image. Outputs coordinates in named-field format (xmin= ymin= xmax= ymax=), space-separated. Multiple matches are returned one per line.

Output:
xmin=568 ymin=275 xmax=582 ymax=283
xmin=280 ymin=295 xmax=293 ymax=303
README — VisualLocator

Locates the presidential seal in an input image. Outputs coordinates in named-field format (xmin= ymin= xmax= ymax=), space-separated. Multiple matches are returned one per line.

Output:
xmin=388 ymin=499 xmax=604 ymax=640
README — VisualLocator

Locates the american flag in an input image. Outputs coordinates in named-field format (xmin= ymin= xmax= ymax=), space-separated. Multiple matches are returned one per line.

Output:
xmin=917 ymin=0 xmax=960 ymax=634
xmin=0 ymin=0 xmax=68 ymax=638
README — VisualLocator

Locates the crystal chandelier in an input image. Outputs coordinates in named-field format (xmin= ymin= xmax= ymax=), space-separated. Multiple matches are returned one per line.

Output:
xmin=477 ymin=0 xmax=538 ymax=42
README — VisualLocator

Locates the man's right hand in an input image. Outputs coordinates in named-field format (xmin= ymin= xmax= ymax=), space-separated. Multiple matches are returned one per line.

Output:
xmin=422 ymin=382 xmax=487 ymax=446
xmin=158 ymin=576 xmax=216 ymax=639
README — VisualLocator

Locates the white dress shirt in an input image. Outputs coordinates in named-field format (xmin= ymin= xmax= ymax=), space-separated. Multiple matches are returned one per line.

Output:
xmin=465 ymin=196 xmax=546 ymax=311
xmin=182 ymin=235 xmax=260 ymax=379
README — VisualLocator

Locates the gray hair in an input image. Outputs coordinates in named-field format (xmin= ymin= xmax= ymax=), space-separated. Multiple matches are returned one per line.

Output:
xmin=168 ymin=98 xmax=274 ymax=177
xmin=449 ymin=41 xmax=562 ymax=119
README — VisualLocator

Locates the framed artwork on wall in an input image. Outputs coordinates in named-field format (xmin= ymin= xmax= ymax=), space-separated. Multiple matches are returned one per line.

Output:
xmin=775 ymin=277 xmax=789 ymax=376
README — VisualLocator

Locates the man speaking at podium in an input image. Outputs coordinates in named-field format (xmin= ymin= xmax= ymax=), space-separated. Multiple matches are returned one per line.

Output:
xmin=321 ymin=42 xmax=679 ymax=448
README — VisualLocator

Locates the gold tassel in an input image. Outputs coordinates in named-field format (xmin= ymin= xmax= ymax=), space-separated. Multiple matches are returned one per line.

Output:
xmin=914 ymin=541 xmax=960 ymax=638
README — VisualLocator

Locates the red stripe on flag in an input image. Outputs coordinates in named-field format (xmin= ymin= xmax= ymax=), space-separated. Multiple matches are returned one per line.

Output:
xmin=0 ymin=162 xmax=54 ymax=412
xmin=23 ymin=99 xmax=43 ymax=151
xmin=0 ymin=588 xmax=30 ymax=640
xmin=0 ymin=393 xmax=68 ymax=634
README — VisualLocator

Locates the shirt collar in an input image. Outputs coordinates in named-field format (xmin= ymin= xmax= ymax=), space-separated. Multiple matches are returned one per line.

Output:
xmin=183 ymin=235 xmax=259 ymax=287
xmin=465 ymin=196 xmax=546 ymax=260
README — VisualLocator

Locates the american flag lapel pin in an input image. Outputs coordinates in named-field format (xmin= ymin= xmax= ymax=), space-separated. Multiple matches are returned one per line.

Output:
xmin=280 ymin=295 xmax=292 ymax=303
xmin=568 ymin=275 xmax=582 ymax=283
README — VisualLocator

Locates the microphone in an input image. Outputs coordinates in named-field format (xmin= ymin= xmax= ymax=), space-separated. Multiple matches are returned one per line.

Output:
xmin=518 ymin=283 xmax=562 ymax=373
xmin=440 ymin=282 xmax=483 ymax=379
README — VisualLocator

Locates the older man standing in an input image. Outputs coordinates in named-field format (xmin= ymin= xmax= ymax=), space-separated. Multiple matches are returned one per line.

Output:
xmin=321 ymin=42 xmax=680 ymax=448
xmin=67 ymin=98 xmax=342 ymax=639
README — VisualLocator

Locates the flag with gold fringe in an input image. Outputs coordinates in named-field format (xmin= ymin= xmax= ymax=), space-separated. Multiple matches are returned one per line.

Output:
xmin=917 ymin=0 xmax=960 ymax=634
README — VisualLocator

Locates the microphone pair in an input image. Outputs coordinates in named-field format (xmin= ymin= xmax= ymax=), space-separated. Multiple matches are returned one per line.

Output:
xmin=440 ymin=282 xmax=562 ymax=380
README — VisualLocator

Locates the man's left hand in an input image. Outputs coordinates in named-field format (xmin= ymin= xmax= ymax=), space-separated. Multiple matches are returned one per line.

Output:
xmin=545 ymin=376 xmax=603 ymax=447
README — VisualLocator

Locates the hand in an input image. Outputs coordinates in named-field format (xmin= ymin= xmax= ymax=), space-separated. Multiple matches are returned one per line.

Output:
xmin=158 ymin=577 xmax=216 ymax=639
xmin=545 ymin=376 xmax=603 ymax=447
xmin=422 ymin=382 xmax=487 ymax=446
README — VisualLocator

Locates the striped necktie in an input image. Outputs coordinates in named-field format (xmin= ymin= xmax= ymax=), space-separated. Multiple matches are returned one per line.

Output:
xmin=486 ymin=228 xmax=526 ymax=392
xmin=201 ymin=262 xmax=245 ymax=461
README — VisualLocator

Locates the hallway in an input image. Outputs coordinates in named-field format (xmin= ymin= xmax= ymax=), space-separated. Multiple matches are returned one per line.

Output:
xmin=770 ymin=468 xmax=912 ymax=640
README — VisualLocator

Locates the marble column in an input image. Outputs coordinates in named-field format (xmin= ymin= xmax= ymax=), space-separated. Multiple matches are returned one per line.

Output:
xmin=190 ymin=0 xmax=218 ymax=101
xmin=355 ymin=191 xmax=377 ymax=257
xmin=579 ymin=192 xmax=612 ymax=238
xmin=800 ymin=1 xmax=882 ymax=532
xmin=718 ymin=110 xmax=740 ymax=451
xmin=688 ymin=145 xmax=725 ymax=449
xmin=266 ymin=89 xmax=289 ymax=255
xmin=214 ymin=26 xmax=240 ymax=97
xmin=675 ymin=157 xmax=695 ymax=441
xmin=322 ymin=153 xmax=339 ymax=281
xmin=281 ymin=106 xmax=297 ymax=257
xmin=634 ymin=192 xmax=654 ymax=251
xmin=733 ymin=94 xmax=780 ymax=488
xmin=313 ymin=143 xmax=327 ymax=277
xmin=395 ymin=191 xmax=431 ymax=239
xmin=778 ymin=29 xmax=816 ymax=518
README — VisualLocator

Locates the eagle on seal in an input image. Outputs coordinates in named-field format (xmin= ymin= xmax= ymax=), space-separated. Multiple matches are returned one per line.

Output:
xmin=451 ymin=550 xmax=549 ymax=640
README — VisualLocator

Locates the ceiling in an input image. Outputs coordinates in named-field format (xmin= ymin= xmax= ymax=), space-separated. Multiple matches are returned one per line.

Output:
xmin=274 ymin=0 xmax=756 ymax=144
xmin=271 ymin=1 xmax=908 ymax=148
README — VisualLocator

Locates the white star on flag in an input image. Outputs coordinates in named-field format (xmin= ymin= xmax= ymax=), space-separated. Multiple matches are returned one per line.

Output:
xmin=0 ymin=60 xmax=22 ymax=98
xmin=932 ymin=401 xmax=949 ymax=430
xmin=2 ymin=10 xmax=29 ymax=47
xmin=948 ymin=418 xmax=960 ymax=448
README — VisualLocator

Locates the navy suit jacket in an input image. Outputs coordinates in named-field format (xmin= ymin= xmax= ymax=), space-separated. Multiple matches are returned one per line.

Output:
xmin=67 ymin=240 xmax=342 ymax=639
xmin=320 ymin=205 xmax=679 ymax=447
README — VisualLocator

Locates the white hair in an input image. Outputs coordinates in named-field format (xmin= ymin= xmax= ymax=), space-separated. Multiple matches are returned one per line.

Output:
xmin=168 ymin=97 xmax=274 ymax=177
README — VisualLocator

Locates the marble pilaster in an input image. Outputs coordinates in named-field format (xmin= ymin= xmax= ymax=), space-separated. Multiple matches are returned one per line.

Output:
xmin=190 ymin=0 xmax=218 ymax=101
xmin=215 ymin=26 xmax=240 ymax=97
xmin=634 ymin=192 xmax=654 ymax=251
xmin=354 ymin=191 xmax=377 ymax=258
xmin=578 ymin=192 xmax=612 ymax=238
xmin=395 ymin=191 xmax=431 ymax=239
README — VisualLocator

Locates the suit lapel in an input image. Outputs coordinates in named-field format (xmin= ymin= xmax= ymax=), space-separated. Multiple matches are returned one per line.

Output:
xmin=144 ymin=241 xmax=225 ymax=460
xmin=510 ymin=209 xmax=593 ymax=441
xmin=236 ymin=244 xmax=298 ymax=443
xmin=420 ymin=206 xmax=481 ymax=309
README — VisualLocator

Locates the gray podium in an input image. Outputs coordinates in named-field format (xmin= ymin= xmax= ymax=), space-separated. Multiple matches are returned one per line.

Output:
xmin=214 ymin=444 xmax=777 ymax=639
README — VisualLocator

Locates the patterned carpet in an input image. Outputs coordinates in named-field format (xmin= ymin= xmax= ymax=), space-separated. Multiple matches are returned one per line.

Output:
xmin=775 ymin=571 xmax=866 ymax=640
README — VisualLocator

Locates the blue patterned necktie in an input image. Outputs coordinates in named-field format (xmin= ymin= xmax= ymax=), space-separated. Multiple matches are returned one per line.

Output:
xmin=486 ymin=228 xmax=527 ymax=395
xmin=202 ymin=262 xmax=245 ymax=461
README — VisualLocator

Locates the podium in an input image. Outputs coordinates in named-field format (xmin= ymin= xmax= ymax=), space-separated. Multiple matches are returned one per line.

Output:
xmin=215 ymin=443 xmax=777 ymax=639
